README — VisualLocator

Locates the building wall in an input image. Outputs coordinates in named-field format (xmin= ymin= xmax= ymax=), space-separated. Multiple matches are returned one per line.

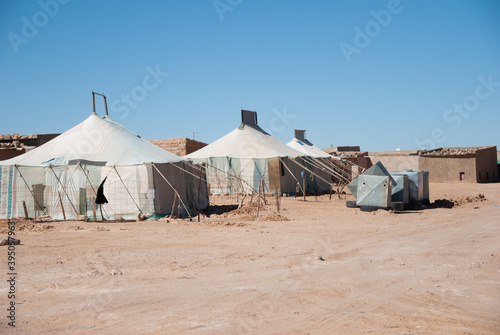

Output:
xmin=419 ymin=156 xmax=476 ymax=182
xmin=150 ymin=138 xmax=207 ymax=156
xmin=475 ymin=146 xmax=498 ymax=183
xmin=368 ymin=155 xmax=420 ymax=172
xmin=497 ymin=151 xmax=500 ymax=182
xmin=0 ymin=133 xmax=59 ymax=162
xmin=0 ymin=148 xmax=28 ymax=161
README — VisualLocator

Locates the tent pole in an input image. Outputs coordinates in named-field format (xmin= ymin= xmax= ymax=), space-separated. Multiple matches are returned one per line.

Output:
xmin=22 ymin=201 xmax=28 ymax=220
xmin=277 ymin=157 xmax=304 ymax=195
xmin=237 ymin=193 xmax=247 ymax=210
xmin=48 ymin=165 xmax=79 ymax=216
xmin=193 ymin=160 xmax=258 ymax=195
xmin=289 ymin=158 xmax=334 ymax=188
xmin=170 ymin=161 xmax=207 ymax=183
xmin=92 ymin=197 xmax=97 ymax=221
xmin=77 ymin=163 xmax=109 ymax=219
xmin=103 ymin=95 xmax=109 ymax=116
xmin=14 ymin=165 xmax=47 ymax=217
xmin=303 ymin=156 xmax=347 ymax=183
xmin=302 ymin=170 xmax=306 ymax=201
xmin=92 ymin=91 xmax=96 ymax=114
xmin=34 ymin=184 xmax=37 ymax=223
xmin=58 ymin=192 xmax=66 ymax=220
xmin=197 ymin=167 xmax=202 ymax=222
xmin=92 ymin=91 xmax=108 ymax=116
xmin=256 ymin=181 xmax=261 ymax=217
xmin=99 ymin=204 xmax=106 ymax=220
xmin=261 ymin=179 xmax=267 ymax=205
xmin=252 ymin=161 xmax=268 ymax=204
xmin=275 ymin=188 xmax=280 ymax=213
xmin=113 ymin=166 xmax=143 ymax=214
xmin=170 ymin=192 xmax=178 ymax=218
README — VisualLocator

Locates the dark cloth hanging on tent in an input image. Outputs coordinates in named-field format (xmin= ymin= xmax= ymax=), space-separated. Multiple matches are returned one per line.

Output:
xmin=95 ymin=177 xmax=108 ymax=205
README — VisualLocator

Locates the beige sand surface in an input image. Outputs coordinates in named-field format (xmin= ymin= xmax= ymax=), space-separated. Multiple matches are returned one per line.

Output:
xmin=1 ymin=182 xmax=499 ymax=334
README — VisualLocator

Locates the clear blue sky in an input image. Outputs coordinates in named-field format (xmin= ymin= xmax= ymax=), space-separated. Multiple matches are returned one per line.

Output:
xmin=1 ymin=0 xmax=499 ymax=151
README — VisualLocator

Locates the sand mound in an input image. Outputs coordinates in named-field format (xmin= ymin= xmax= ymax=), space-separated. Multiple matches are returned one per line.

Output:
xmin=260 ymin=214 xmax=290 ymax=221
xmin=220 ymin=212 xmax=255 ymax=221
xmin=216 ymin=202 xmax=270 ymax=221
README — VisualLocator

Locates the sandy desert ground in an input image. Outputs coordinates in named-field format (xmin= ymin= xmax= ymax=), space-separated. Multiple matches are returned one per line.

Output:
xmin=1 ymin=182 xmax=499 ymax=334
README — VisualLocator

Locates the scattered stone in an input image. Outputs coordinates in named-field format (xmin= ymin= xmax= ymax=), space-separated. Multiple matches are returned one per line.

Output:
xmin=114 ymin=216 xmax=125 ymax=221
xmin=68 ymin=225 xmax=86 ymax=231
xmin=316 ymin=255 xmax=325 ymax=261
xmin=18 ymin=224 xmax=55 ymax=232
xmin=433 ymin=194 xmax=487 ymax=209
xmin=110 ymin=269 xmax=122 ymax=276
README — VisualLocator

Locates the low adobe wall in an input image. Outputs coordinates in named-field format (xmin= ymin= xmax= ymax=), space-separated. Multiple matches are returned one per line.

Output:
xmin=475 ymin=146 xmax=498 ymax=183
xmin=150 ymin=138 xmax=207 ymax=157
xmin=419 ymin=155 xmax=476 ymax=182
xmin=367 ymin=155 xmax=420 ymax=173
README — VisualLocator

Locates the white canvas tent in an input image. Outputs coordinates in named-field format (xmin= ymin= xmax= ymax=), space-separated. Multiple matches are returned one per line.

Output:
xmin=287 ymin=129 xmax=331 ymax=158
xmin=0 ymin=112 xmax=208 ymax=220
xmin=186 ymin=110 xmax=336 ymax=195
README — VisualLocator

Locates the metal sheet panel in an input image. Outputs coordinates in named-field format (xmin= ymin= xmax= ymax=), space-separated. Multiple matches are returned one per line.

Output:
xmin=348 ymin=161 xmax=395 ymax=199
xmin=362 ymin=161 xmax=396 ymax=185
xmin=356 ymin=175 xmax=391 ymax=207
xmin=347 ymin=177 xmax=358 ymax=198
xmin=391 ymin=174 xmax=409 ymax=204
xmin=391 ymin=170 xmax=429 ymax=202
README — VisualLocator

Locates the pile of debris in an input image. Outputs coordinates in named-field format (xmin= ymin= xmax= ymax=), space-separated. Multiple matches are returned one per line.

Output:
xmin=451 ymin=193 xmax=487 ymax=206
xmin=149 ymin=137 xmax=207 ymax=156
xmin=0 ymin=134 xmax=36 ymax=140
xmin=0 ymin=134 xmax=33 ymax=148
xmin=420 ymin=148 xmax=476 ymax=156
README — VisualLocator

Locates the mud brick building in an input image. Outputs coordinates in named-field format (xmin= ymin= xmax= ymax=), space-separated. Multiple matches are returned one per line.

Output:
xmin=0 ymin=133 xmax=60 ymax=161
xmin=149 ymin=137 xmax=207 ymax=157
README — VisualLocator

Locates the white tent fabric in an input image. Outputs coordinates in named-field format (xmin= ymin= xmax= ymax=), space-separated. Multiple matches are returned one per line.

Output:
xmin=287 ymin=130 xmax=331 ymax=158
xmin=0 ymin=113 xmax=208 ymax=220
xmin=1 ymin=113 xmax=182 ymax=166
xmin=185 ymin=123 xmax=303 ymax=160
xmin=186 ymin=110 xmax=329 ymax=195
